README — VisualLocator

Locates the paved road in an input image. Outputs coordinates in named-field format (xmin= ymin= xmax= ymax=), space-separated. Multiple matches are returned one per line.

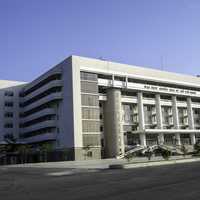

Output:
xmin=1 ymin=162 xmax=200 ymax=200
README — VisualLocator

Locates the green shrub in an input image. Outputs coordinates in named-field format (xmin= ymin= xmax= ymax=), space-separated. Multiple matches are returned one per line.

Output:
xmin=181 ymin=145 xmax=188 ymax=157
xmin=160 ymin=149 xmax=171 ymax=160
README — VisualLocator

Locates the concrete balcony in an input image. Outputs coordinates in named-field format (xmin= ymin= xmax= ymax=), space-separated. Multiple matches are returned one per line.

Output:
xmin=98 ymin=78 xmax=113 ymax=87
xmin=143 ymin=98 xmax=156 ymax=105
xmin=23 ymin=70 xmax=62 ymax=93
xmin=99 ymin=95 xmax=107 ymax=101
xmin=22 ymin=120 xmax=57 ymax=134
xmin=19 ymin=132 xmax=57 ymax=143
xmin=21 ymin=108 xmax=56 ymax=123
xmin=23 ymin=80 xmax=63 ymax=102
xmin=113 ymin=80 xmax=126 ymax=88
xmin=121 ymin=96 xmax=137 ymax=104
xmin=160 ymin=100 xmax=172 ymax=106
xmin=23 ymin=92 xmax=62 ymax=113
xmin=191 ymin=102 xmax=200 ymax=109
xmin=177 ymin=101 xmax=187 ymax=107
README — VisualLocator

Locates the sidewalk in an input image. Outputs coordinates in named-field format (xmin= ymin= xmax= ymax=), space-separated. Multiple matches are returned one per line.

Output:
xmin=2 ymin=155 xmax=199 ymax=170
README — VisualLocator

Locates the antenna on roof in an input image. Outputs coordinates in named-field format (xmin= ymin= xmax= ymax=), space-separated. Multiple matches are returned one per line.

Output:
xmin=161 ymin=56 xmax=164 ymax=71
xmin=98 ymin=57 xmax=106 ymax=61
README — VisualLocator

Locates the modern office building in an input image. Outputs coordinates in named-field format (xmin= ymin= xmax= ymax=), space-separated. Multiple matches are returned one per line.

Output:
xmin=1 ymin=55 xmax=200 ymax=160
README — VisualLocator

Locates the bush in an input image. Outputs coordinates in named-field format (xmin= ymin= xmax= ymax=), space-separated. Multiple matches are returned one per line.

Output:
xmin=156 ymin=148 xmax=171 ymax=160
xmin=181 ymin=145 xmax=188 ymax=157
xmin=193 ymin=141 xmax=200 ymax=155
xmin=124 ymin=152 xmax=135 ymax=162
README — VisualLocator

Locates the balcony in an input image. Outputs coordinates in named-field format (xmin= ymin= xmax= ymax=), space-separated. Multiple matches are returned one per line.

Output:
xmin=23 ymin=71 xmax=62 ymax=94
xmin=19 ymin=132 xmax=57 ymax=144
xmin=98 ymin=79 xmax=113 ymax=87
xmin=21 ymin=108 xmax=56 ymax=124
xmin=113 ymin=80 xmax=126 ymax=88
xmin=22 ymin=120 xmax=57 ymax=134
xmin=22 ymin=92 xmax=62 ymax=113
xmin=23 ymin=80 xmax=62 ymax=102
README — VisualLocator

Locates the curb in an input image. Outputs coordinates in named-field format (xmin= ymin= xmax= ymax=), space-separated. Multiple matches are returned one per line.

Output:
xmin=109 ymin=158 xmax=200 ymax=169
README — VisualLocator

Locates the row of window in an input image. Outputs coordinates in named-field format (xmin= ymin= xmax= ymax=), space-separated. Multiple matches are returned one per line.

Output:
xmin=122 ymin=103 xmax=200 ymax=126
xmin=4 ymin=91 xmax=14 ymax=97
xmin=20 ymin=115 xmax=56 ymax=128
xmin=83 ymin=134 xmax=101 ymax=146
xmin=81 ymin=94 xmax=99 ymax=107
xmin=81 ymin=81 xmax=98 ymax=94
xmin=21 ymin=73 xmax=62 ymax=96
xmin=80 ymin=72 xmax=98 ymax=81
xmin=82 ymin=107 xmax=100 ymax=120
xmin=21 ymin=87 xmax=62 ymax=107
xmin=82 ymin=120 xmax=100 ymax=132
xmin=20 ymin=127 xmax=55 ymax=138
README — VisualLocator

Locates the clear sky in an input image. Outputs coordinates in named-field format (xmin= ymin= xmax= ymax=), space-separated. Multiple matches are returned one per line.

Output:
xmin=0 ymin=0 xmax=200 ymax=82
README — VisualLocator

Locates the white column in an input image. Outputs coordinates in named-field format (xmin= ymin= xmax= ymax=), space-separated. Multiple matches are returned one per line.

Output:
xmin=104 ymin=88 xmax=124 ymax=158
xmin=156 ymin=94 xmax=164 ymax=144
xmin=125 ymin=76 xmax=128 ymax=88
xmin=137 ymin=92 xmax=146 ymax=146
xmin=172 ymin=95 xmax=181 ymax=145
xmin=187 ymin=97 xmax=196 ymax=145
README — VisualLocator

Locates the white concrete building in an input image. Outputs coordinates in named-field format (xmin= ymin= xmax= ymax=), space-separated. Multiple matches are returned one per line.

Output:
xmin=1 ymin=55 xmax=200 ymax=160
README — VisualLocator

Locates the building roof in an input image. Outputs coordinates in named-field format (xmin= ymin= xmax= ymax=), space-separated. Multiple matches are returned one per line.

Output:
xmin=73 ymin=55 xmax=200 ymax=88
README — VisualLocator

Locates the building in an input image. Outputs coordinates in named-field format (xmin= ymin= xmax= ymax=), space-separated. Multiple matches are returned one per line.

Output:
xmin=1 ymin=55 xmax=200 ymax=160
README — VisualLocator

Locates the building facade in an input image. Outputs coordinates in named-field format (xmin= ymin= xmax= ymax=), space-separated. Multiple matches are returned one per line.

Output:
xmin=1 ymin=55 xmax=200 ymax=160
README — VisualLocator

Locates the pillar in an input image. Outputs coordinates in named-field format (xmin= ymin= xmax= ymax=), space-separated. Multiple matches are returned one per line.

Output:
xmin=187 ymin=97 xmax=196 ymax=145
xmin=155 ymin=94 xmax=164 ymax=144
xmin=137 ymin=92 xmax=146 ymax=146
xmin=104 ymin=88 xmax=124 ymax=158
xmin=172 ymin=95 xmax=181 ymax=145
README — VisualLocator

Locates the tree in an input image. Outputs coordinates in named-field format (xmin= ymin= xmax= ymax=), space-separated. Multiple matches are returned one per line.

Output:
xmin=181 ymin=145 xmax=188 ymax=157
xmin=194 ymin=141 xmax=200 ymax=155
xmin=124 ymin=152 xmax=135 ymax=162
xmin=17 ymin=144 xmax=32 ymax=164
xmin=160 ymin=149 xmax=171 ymax=160
xmin=39 ymin=143 xmax=53 ymax=162
xmin=145 ymin=147 xmax=153 ymax=161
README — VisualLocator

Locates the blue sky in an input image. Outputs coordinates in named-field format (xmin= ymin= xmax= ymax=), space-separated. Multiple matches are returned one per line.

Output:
xmin=0 ymin=0 xmax=200 ymax=81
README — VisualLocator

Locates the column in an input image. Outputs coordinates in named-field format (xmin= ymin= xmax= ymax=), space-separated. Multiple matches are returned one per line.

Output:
xmin=156 ymin=94 xmax=164 ymax=144
xmin=172 ymin=96 xmax=181 ymax=145
xmin=125 ymin=76 xmax=128 ymax=88
xmin=104 ymin=88 xmax=124 ymax=158
xmin=137 ymin=92 xmax=146 ymax=146
xmin=187 ymin=97 xmax=196 ymax=145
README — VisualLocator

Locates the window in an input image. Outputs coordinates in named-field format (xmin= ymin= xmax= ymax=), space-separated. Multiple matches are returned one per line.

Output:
xmin=80 ymin=72 xmax=97 ymax=81
xmin=82 ymin=107 xmax=100 ymax=119
xmin=4 ymin=123 xmax=13 ymax=128
xmin=81 ymin=94 xmax=98 ymax=106
xmin=82 ymin=120 xmax=100 ymax=132
xmin=83 ymin=134 xmax=101 ymax=146
xmin=99 ymin=114 xmax=103 ymax=120
xmin=5 ymin=102 xmax=13 ymax=107
xmin=4 ymin=112 xmax=13 ymax=118
xmin=81 ymin=81 xmax=98 ymax=94
xmin=5 ymin=91 xmax=14 ymax=97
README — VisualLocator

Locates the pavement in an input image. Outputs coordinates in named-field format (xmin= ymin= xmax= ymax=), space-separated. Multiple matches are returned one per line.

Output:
xmin=3 ymin=155 xmax=196 ymax=169
xmin=1 ymin=161 xmax=200 ymax=200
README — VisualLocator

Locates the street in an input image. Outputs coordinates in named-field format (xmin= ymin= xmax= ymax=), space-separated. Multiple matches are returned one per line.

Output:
xmin=0 ymin=162 xmax=200 ymax=200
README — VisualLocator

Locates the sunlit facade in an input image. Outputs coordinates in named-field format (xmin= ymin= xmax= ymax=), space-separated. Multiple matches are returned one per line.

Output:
xmin=1 ymin=56 xmax=200 ymax=160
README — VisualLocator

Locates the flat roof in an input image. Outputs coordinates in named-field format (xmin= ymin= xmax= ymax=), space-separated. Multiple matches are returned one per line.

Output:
xmin=73 ymin=55 xmax=200 ymax=89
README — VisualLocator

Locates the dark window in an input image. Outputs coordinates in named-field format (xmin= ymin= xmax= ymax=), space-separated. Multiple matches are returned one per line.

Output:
xmin=5 ymin=102 xmax=13 ymax=107
xmin=4 ymin=112 xmax=13 ymax=118
xmin=4 ymin=123 xmax=13 ymax=128
xmin=5 ymin=91 xmax=14 ymax=97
